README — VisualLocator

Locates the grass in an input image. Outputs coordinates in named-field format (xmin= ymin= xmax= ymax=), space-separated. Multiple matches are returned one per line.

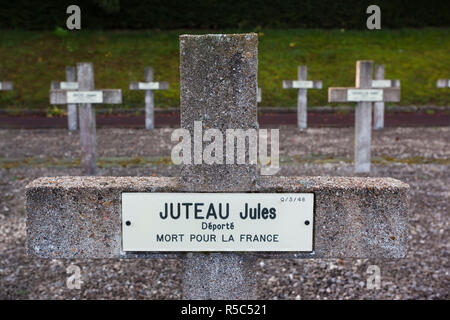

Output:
xmin=1 ymin=154 xmax=449 ymax=169
xmin=0 ymin=28 xmax=448 ymax=113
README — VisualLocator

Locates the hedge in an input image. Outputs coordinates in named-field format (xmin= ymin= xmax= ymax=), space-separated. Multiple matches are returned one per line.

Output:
xmin=0 ymin=0 xmax=449 ymax=30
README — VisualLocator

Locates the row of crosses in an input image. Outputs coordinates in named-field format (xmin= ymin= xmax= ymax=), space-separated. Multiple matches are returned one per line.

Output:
xmin=46 ymin=61 xmax=400 ymax=175
xmin=47 ymin=64 xmax=401 ymax=131
xmin=4 ymin=67 xmax=448 ymax=132
xmin=3 ymin=62 xmax=447 ymax=175
xmin=50 ymin=66 xmax=169 ymax=131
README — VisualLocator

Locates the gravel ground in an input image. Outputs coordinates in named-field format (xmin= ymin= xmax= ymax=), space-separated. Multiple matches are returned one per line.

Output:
xmin=0 ymin=127 xmax=448 ymax=160
xmin=0 ymin=127 xmax=448 ymax=300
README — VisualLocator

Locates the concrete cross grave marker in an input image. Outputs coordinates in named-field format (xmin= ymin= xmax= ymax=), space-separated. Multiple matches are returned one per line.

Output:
xmin=282 ymin=66 xmax=322 ymax=129
xmin=0 ymin=81 xmax=13 ymax=91
xmin=130 ymin=67 xmax=169 ymax=130
xmin=51 ymin=66 xmax=79 ymax=131
xmin=328 ymin=60 xmax=401 ymax=173
xmin=27 ymin=35 xmax=409 ymax=300
xmin=50 ymin=62 xmax=122 ymax=175
xmin=436 ymin=79 xmax=450 ymax=88
xmin=372 ymin=65 xmax=401 ymax=130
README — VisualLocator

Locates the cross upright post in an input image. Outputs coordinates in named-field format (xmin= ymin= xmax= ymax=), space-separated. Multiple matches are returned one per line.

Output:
xmin=355 ymin=61 xmax=373 ymax=173
xmin=50 ymin=62 xmax=122 ymax=175
xmin=130 ymin=67 xmax=169 ymax=130
xmin=283 ymin=66 xmax=322 ymax=129
xmin=372 ymin=64 xmax=401 ymax=130
xmin=51 ymin=66 xmax=79 ymax=131
xmin=328 ymin=60 xmax=401 ymax=173
xmin=78 ymin=63 xmax=97 ymax=175
xmin=373 ymin=64 xmax=385 ymax=130
xmin=66 ymin=66 xmax=78 ymax=131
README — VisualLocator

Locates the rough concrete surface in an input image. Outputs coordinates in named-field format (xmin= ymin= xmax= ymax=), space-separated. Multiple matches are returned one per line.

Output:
xmin=179 ymin=33 xmax=259 ymax=191
xmin=26 ymin=175 xmax=409 ymax=259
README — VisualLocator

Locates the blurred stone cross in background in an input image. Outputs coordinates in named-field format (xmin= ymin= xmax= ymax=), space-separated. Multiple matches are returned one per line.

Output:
xmin=283 ymin=66 xmax=322 ymax=129
xmin=130 ymin=67 xmax=169 ymax=130
xmin=27 ymin=34 xmax=409 ymax=300
xmin=50 ymin=62 xmax=122 ymax=175
xmin=51 ymin=66 xmax=79 ymax=131
xmin=0 ymin=80 xmax=13 ymax=91
xmin=436 ymin=79 xmax=450 ymax=88
xmin=257 ymin=87 xmax=262 ymax=104
xmin=372 ymin=64 xmax=401 ymax=130
xmin=328 ymin=60 xmax=401 ymax=173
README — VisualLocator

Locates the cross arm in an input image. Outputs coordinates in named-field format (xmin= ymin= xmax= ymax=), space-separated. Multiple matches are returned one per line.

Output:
xmin=129 ymin=81 xmax=169 ymax=90
xmin=372 ymin=79 xmax=401 ymax=88
xmin=51 ymin=81 xmax=79 ymax=90
xmin=436 ymin=79 xmax=450 ymax=88
xmin=282 ymin=80 xmax=322 ymax=89
xmin=328 ymin=87 xmax=401 ymax=102
xmin=50 ymin=89 xmax=122 ymax=104
xmin=0 ymin=81 xmax=13 ymax=90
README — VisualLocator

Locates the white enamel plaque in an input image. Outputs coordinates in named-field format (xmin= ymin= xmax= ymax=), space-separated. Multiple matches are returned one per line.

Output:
xmin=292 ymin=80 xmax=314 ymax=89
xmin=347 ymin=89 xmax=383 ymax=102
xmin=138 ymin=82 xmax=160 ymax=90
xmin=67 ymin=91 xmax=103 ymax=103
xmin=60 ymin=82 xmax=79 ymax=90
xmin=122 ymin=193 xmax=314 ymax=252
xmin=371 ymin=80 xmax=392 ymax=88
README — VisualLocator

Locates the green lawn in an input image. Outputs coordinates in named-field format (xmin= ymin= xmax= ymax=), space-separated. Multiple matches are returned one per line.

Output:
xmin=0 ymin=28 xmax=448 ymax=113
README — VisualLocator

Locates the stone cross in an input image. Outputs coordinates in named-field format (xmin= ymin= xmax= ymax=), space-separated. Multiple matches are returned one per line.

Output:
xmin=257 ymin=87 xmax=262 ymax=103
xmin=372 ymin=65 xmax=401 ymax=130
xmin=436 ymin=79 xmax=450 ymax=88
xmin=283 ymin=66 xmax=322 ymax=129
xmin=130 ymin=67 xmax=169 ymax=130
xmin=50 ymin=62 xmax=122 ymax=175
xmin=51 ymin=66 xmax=79 ymax=131
xmin=0 ymin=81 xmax=13 ymax=91
xmin=27 ymin=35 xmax=408 ymax=300
xmin=328 ymin=61 xmax=401 ymax=173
